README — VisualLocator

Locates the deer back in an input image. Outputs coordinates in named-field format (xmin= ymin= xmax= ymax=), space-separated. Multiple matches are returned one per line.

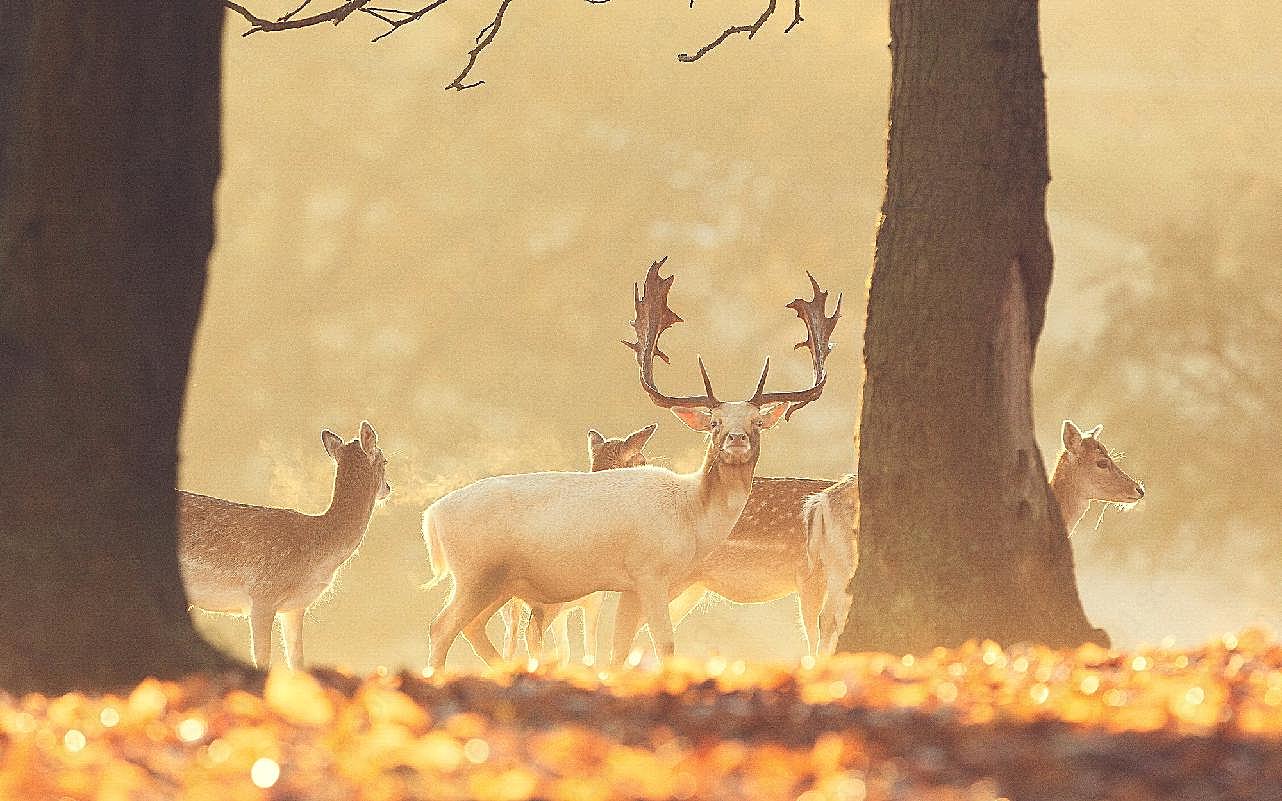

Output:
xmin=688 ymin=477 xmax=833 ymax=578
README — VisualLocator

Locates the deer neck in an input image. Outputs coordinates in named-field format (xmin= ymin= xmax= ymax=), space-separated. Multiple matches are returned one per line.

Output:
xmin=321 ymin=465 xmax=378 ymax=548
xmin=695 ymin=446 xmax=756 ymax=549
xmin=1049 ymin=450 xmax=1089 ymax=534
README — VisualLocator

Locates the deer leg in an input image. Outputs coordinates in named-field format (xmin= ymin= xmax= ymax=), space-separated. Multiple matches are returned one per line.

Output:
xmin=637 ymin=578 xmax=675 ymax=660
xmin=797 ymin=574 xmax=825 ymax=658
xmin=525 ymin=604 xmax=550 ymax=660
xmin=611 ymin=591 xmax=642 ymax=666
xmin=461 ymin=597 xmax=506 ymax=666
xmin=533 ymin=603 xmax=567 ymax=664
xmin=499 ymin=599 xmax=522 ymax=661
xmin=627 ymin=583 xmax=700 ymax=653
xmin=820 ymin=573 xmax=855 ymax=656
xmin=554 ymin=607 xmax=573 ymax=667
xmin=279 ymin=608 xmax=305 ymax=670
xmin=429 ymin=579 xmax=501 ymax=670
xmin=581 ymin=593 xmax=604 ymax=665
xmin=248 ymin=603 xmax=276 ymax=669
xmin=668 ymin=583 xmax=708 ymax=630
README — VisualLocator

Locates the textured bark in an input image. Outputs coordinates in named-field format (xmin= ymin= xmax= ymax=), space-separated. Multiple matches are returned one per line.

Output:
xmin=837 ymin=1 xmax=1106 ymax=653
xmin=0 ymin=2 xmax=234 ymax=692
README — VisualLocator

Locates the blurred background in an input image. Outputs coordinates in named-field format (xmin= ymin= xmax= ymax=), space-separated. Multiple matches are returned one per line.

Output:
xmin=183 ymin=0 xmax=1282 ymax=670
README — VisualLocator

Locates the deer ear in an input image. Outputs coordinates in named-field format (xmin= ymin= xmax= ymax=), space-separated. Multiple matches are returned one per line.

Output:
xmin=359 ymin=421 xmax=378 ymax=456
xmin=587 ymin=429 xmax=605 ymax=450
xmin=322 ymin=429 xmax=344 ymax=459
xmin=671 ymin=407 xmax=713 ymax=432
xmin=758 ymin=402 xmax=789 ymax=431
xmin=625 ymin=423 xmax=657 ymax=450
xmin=1062 ymin=420 xmax=1083 ymax=452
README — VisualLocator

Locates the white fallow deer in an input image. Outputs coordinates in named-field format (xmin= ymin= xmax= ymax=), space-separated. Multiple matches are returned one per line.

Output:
xmin=612 ymin=276 xmax=842 ymax=661
xmin=498 ymin=424 xmax=657 ymax=665
xmin=800 ymin=419 xmax=1146 ymax=656
xmin=422 ymin=259 xmax=835 ymax=668
xmin=179 ymin=421 xmax=391 ymax=669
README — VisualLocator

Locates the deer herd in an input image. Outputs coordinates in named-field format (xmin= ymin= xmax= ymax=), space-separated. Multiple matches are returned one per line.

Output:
xmin=177 ymin=261 xmax=1146 ymax=671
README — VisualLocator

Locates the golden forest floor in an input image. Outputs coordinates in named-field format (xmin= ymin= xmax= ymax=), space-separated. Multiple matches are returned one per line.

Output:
xmin=3 ymin=632 xmax=1282 ymax=801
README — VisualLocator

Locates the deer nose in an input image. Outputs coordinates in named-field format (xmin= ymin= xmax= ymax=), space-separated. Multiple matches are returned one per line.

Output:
xmin=725 ymin=432 xmax=749 ymax=445
xmin=1136 ymin=485 xmax=1145 ymax=498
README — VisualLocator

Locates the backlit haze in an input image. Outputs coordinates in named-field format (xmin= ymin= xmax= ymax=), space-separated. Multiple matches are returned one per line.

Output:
xmin=181 ymin=1 xmax=1282 ymax=671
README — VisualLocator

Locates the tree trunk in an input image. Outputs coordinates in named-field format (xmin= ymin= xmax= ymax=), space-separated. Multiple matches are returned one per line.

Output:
xmin=0 ymin=1 xmax=234 ymax=693
xmin=837 ymin=1 xmax=1107 ymax=653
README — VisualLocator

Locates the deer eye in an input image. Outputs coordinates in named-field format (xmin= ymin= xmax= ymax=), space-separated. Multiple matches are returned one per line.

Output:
xmin=1095 ymin=459 xmax=1110 ymax=469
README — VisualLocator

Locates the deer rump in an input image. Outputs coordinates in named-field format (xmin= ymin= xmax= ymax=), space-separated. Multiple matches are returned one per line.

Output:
xmin=424 ymin=466 xmax=714 ymax=606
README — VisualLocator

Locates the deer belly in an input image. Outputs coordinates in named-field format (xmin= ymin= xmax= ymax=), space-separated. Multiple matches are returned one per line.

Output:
xmin=694 ymin=540 xmax=801 ymax=603
xmin=180 ymin=563 xmax=253 ymax=614
xmin=509 ymin=565 xmax=629 ymax=606
xmin=505 ymin=546 xmax=636 ymax=604
xmin=280 ymin=563 xmax=346 ymax=610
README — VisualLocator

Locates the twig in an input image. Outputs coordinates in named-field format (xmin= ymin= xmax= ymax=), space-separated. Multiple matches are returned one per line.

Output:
xmin=446 ymin=0 xmax=515 ymax=91
xmin=362 ymin=0 xmax=452 ymax=42
xmin=677 ymin=0 xmax=803 ymax=63
xmin=241 ymin=0 xmax=316 ymax=35
xmin=785 ymin=0 xmax=802 ymax=33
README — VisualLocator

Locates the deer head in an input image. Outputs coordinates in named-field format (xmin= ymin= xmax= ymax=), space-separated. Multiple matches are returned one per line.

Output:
xmin=623 ymin=259 xmax=840 ymax=468
xmin=588 ymin=424 xmax=657 ymax=471
xmin=1060 ymin=420 xmax=1144 ymax=505
xmin=322 ymin=420 xmax=392 ymax=501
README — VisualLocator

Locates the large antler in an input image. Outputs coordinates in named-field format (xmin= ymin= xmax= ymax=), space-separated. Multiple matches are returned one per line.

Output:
xmin=749 ymin=272 xmax=842 ymax=419
xmin=623 ymin=258 xmax=721 ymax=409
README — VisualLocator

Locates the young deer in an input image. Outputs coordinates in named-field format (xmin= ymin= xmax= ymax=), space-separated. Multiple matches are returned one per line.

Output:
xmin=179 ymin=421 xmax=391 ymax=669
xmin=800 ymin=420 xmax=1146 ymax=656
xmin=1051 ymin=420 xmax=1145 ymax=532
xmin=498 ymin=424 xmax=657 ymax=665
xmin=422 ymin=260 xmax=835 ymax=668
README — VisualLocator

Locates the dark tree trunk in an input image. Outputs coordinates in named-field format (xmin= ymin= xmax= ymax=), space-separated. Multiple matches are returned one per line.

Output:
xmin=0 ymin=2 xmax=234 ymax=693
xmin=837 ymin=1 xmax=1107 ymax=653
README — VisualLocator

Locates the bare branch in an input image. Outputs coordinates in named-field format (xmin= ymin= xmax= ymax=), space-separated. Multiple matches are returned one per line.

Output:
xmin=677 ymin=0 xmax=803 ymax=63
xmin=446 ymin=0 xmax=515 ymax=90
xmin=223 ymin=0 xmax=370 ymax=34
xmin=222 ymin=0 xmax=798 ymax=87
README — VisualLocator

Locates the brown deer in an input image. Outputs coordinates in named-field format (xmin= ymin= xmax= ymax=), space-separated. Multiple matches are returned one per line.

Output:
xmin=499 ymin=424 xmax=657 ymax=665
xmin=422 ymin=260 xmax=835 ymax=668
xmin=1050 ymin=420 xmax=1145 ymax=530
xmin=179 ymin=421 xmax=391 ymax=669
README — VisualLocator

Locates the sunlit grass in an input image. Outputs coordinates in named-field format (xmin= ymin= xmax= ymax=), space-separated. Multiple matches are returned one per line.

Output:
xmin=3 ymin=630 xmax=1281 ymax=799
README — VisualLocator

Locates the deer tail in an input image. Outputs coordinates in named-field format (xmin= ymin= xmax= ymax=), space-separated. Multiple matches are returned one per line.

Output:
xmin=802 ymin=493 xmax=828 ymax=576
xmin=421 ymin=506 xmax=451 ymax=590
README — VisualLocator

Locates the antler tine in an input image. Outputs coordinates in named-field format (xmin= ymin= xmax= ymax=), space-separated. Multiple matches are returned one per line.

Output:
xmin=623 ymin=259 xmax=720 ymax=409
xmin=697 ymin=356 xmax=718 ymax=404
xmin=751 ymin=357 xmax=770 ymax=400
xmin=750 ymin=271 xmax=842 ymax=418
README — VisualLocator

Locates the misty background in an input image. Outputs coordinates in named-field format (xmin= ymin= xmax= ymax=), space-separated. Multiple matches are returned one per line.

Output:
xmin=181 ymin=1 xmax=1282 ymax=670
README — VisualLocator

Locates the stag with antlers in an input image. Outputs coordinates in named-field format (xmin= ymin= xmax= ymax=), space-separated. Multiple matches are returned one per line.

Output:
xmin=421 ymin=260 xmax=836 ymax=668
